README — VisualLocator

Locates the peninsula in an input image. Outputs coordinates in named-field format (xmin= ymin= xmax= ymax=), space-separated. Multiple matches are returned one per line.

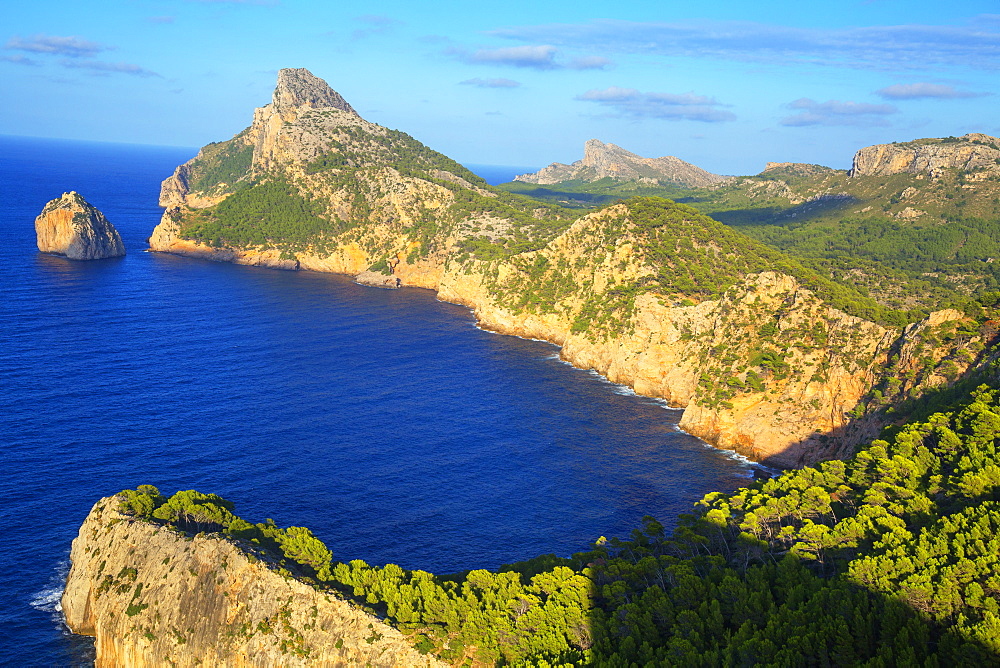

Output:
xmin=148 ymin=68 xmax=991 ymax=468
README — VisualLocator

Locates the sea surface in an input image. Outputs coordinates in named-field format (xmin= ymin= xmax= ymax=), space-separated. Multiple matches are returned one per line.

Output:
xmin=0 ymin=135 xmax=759 ymax=666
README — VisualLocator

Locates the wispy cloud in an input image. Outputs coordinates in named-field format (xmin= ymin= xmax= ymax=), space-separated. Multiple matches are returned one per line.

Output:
xmin=1 ymin=54 xmax=39 ymax=66
xmin=875 ymin=82 xmax=989 ymax=100
xmin=460 ymin=77 xmax=521 ymax=88
xmin=577 ymin=86 xmax=736 ymax=122
xmin=352 ymin=14 xmax=402 ymax=40
xmin=780 ymin=98 xmax=897 ymax=127
xmin=488 ymin=19 xmax=1000 ymax=71
xmin=5 ymin=34 xmax=107 ymax=58
xmin=569 ymin=55 xmax=613 ymax=70
xmin=62 ymin=60 xmax=162 ymax=78
xmin=455 ymin=45 xmax=559 ymax=70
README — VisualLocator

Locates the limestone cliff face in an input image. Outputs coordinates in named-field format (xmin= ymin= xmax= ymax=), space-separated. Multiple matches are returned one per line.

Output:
xmin=62 ymin=496 xmax=442 ymax=667
xmin=849 ymin=133 xmax=1000 ymax=177
xmin=35 ymin=192 xmax=125 ymax=260
xmin=437 ymin=205 xmax=979 ymax=468
xmin=514 ymin=139 xmax=726 ymax=187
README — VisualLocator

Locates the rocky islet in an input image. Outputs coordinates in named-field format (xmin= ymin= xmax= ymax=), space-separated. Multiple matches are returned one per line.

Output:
xmin=35 ymin=191 xmax=125 ymax=260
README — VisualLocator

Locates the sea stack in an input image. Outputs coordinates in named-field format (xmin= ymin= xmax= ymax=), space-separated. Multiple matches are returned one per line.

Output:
xmin=35 ymin=192 xmax=126 ymax=260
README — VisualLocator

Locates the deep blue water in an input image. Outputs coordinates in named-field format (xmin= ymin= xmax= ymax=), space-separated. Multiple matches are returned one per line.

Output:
xmin=465 ymin=163 xmax=536 ymax=185
xmin=0 ymin=135 xmax=757 ymax=666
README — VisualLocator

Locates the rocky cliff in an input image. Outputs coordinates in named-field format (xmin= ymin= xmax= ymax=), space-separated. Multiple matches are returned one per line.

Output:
xmin=514 ymin=139 xmax=726 ymax=187
xmin=62 ymin=496 xmax=442 ymax=667
xmin=438 ymin=202 xmax=979 ymax=467
xmin=149 ymin=67 xmax=570 ymax=284
xmin=849 ymin=133 xmax=1000 ymax=178
xmin=147 ymin=69 xmax=986 ymax=469
xmin=35 ymin=192 xmax=125 ymax=260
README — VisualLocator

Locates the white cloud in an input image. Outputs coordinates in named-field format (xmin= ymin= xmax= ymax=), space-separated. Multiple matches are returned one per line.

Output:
xmin=460 ymin=77 xmax=521 ymax=88
xmin=569 ymin=55 xmax=613 ymax=70
xmin=488 ymin=19 xmax=1000 ymax=71
xmin=62 ymin=60 xmax=161 ymax=78
xmin=5 ymin=34 xmax=106 ymax=58
xmin=876 ymin=83 xmax=989 ymax=100
xmin=1 ymin=54 xmax=39 ymax=66
xmin=780 ymin=98 xmax=897 ymax=127
xmin=577 ymin=86 xmax=736 ymax=122
xmin=458 ymin=45 xmax=559 ymax=70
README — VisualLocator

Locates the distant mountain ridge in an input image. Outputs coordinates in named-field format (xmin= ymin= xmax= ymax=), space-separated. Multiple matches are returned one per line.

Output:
xmin=514 ymin=139 xmax=726 ymax=188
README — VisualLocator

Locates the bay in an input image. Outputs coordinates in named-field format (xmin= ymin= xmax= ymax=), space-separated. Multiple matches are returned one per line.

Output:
xmin=0 ymin=134 xmax=756 ymax=666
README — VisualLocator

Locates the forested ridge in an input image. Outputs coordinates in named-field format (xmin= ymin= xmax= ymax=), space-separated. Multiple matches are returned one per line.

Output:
xmin=504 ymin=153 xmax=1000 ymax=319
xmin=117 ymin=374 xmax=1000 ymax=666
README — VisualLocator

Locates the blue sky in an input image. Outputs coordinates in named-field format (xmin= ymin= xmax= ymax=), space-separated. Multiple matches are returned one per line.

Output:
xmin=2 ymin=0 xmax=997 ymax=175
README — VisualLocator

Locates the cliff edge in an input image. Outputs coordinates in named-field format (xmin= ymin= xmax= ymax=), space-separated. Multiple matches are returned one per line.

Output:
xmin=849 ymin=133 xmax=1000 ymax=178
xmin=62 ymin=496 xmax=441 ymax=667
xmin=35 ymin=192 xmax=125 ymax=260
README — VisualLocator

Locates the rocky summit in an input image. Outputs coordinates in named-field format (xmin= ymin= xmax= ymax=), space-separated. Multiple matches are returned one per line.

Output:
xmin=849 ymin=132 xmax=1000 ymax=178
xmin=514 ymin=139 xmax=726 ymax=187
xmin=35 ymin=191 xmax=125 ymax=260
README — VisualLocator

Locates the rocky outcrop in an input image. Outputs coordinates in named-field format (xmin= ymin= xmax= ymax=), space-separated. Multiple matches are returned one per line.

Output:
xmin=35 ymin=192 xmax=125 ymax=260
xmin=437 ymin=205 xmax=978 ymax=468
xmin=355 ymin=270 xmax=401 ymax=289
xmin=62 ymin=496 xmax=442 ymax=667
xmin=849 ymin=133 xmax=1000 ymax=177
xmin=271 ymin=67 xmax=357 ymax=116
xmin=514 ymin=139 xmax=726 ymax=187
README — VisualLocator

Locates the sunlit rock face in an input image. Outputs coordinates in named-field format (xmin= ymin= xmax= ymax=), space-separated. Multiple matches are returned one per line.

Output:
xmin=514 ymin=139 xmax=727 ymax=187
xmin=62 ymin=496 xmax=443 ymax=667
xmin=35 ymin=191 xmax=125 ymax=260
xmin=850 ymin=133 xmax=1000 ymax=178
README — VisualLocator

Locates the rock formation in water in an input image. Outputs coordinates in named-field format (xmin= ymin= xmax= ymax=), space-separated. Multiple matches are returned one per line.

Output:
xmin=35 ymin=192 xmax=125 ymax=259
xmin=146 ymin=68 xmax=990 ymax=468
xmin=514 ymin=139 xmax=726 ymax=187
xmin=62 ymin=495 xmax=441 ymax=667
xmin=849 ymin=133 xmax=1000 ymax=178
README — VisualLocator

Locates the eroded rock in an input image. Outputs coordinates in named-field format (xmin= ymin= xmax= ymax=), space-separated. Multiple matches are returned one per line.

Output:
xmin=62 ymin=496 xmax=442 ymax=667
xmin=35 ymin=192 xmax=125 ymax=260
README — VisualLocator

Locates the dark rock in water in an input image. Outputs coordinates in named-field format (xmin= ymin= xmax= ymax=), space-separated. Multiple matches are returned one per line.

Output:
xmin=35 ymin=192 xmax=125 ymax=260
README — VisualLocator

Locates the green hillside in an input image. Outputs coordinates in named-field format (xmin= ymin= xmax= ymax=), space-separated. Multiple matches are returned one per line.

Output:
xmin=504 ymin=160 xmax=1000 ymax=315
xmin=118 ymin=369 xmax=1000 ymax=665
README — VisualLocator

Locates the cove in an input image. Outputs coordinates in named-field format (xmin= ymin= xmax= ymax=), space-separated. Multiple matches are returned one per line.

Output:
xmin=0 ymin=135 xmax=757 ymax=665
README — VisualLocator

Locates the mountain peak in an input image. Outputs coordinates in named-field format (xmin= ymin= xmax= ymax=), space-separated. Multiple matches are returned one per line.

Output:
xmin=582 ymin=139 xmax=643 ymax=166
xmin=273 ymin=68 xmax=357 ymax=115
xmin=516 ymin=139 xmax=725 ymax=187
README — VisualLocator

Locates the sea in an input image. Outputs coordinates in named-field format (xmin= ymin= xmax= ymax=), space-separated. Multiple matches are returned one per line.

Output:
xmin=0 ymin=135 xmax=760 ymax=666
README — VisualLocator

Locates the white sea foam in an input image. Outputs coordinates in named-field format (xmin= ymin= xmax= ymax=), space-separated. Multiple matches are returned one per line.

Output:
xmin=30 ymin=559 xmax=70 ymax=614
xmin=699 ymin=442 xmax=782 ymax=477
xmin=28 ymin=559 xmax=70 ymax=643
